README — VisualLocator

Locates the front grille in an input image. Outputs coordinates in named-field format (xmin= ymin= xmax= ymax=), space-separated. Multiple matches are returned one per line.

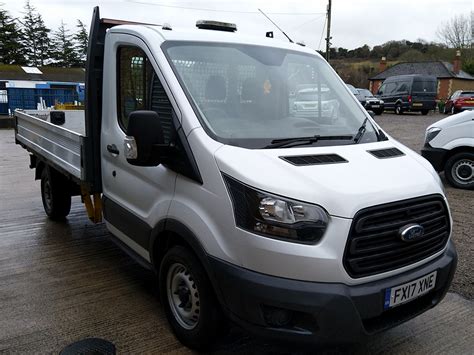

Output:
xmin=281 ymin=154 xmax=347 ymax=166
xmin=344 ymin=195 xmax=450 ymax=278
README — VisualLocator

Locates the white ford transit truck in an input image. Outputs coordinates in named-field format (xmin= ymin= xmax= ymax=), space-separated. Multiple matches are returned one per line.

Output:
xmin=14 ymin=7 xmax=457 ymax=349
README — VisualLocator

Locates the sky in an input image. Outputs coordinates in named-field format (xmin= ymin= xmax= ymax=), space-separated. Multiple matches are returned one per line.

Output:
xmin=2 ymin=0 xmax=472 ymax=50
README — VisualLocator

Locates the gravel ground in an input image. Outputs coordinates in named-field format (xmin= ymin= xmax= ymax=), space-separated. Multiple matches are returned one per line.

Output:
xmin=374 ymin=112 xmax=473 ymax=299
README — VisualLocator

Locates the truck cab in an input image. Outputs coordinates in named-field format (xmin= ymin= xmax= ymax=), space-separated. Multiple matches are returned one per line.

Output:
xmin=14 ymin=8 xmax=457 ymax=350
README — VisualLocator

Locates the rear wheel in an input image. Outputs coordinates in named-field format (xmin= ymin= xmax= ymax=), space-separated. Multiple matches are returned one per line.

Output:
xmin=40 ymin=167 xmax=71 ymax=220
xmin=159 ymin=246 xmax=224 ymax=350
xmin=444 ymin=152 xmax=474 ymax=190
xmin=395 ymin=103 xmax=403 ymax=115
xmin=421 ymin=109 xmax=429 ymax=116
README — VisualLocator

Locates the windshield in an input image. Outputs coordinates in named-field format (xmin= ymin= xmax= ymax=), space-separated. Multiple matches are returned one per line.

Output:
xmin=358 ymin=89 xmax=374 ymax=98
xmin=164 ymin=41 xmax=378 ymax=148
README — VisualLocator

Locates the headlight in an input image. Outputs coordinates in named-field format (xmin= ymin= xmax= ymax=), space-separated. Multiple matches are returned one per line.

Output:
xmin=425 ymin=127 xmax=441 ymax=144
xmin=223 ymin=174 xmax=329 ymax=244
xmin=379 ymin=100 xmax=384 ymax=104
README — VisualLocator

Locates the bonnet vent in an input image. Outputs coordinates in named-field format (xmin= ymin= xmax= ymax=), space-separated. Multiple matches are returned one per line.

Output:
xmin=281 ymin=154 xmax=347 ymax=166
xmin=367 ymin=147 xmax=405 ymax=159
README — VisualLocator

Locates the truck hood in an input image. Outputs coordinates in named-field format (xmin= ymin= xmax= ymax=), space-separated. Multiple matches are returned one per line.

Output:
xmin=215 ymin=140 xmax=444 ymax=218
xmin=427 ymin=110 xmax=474 ymax=130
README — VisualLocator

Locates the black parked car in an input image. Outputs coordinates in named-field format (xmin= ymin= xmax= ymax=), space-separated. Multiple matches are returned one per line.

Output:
xmin=376 ymin=75 xmax=437 ymax=115
xmin=355 ymin=88 xmax=384 ymax=115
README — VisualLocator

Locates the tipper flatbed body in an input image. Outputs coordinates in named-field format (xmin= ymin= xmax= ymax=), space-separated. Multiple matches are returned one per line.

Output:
xmin=15 ymin=110 xmax=85 ymax=181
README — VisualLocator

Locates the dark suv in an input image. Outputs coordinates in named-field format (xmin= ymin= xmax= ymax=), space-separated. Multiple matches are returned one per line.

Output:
xmin=376 ymin=75 xmax=437 ymax=115
xmin=355 ymin=88 xmax=384 ymax=115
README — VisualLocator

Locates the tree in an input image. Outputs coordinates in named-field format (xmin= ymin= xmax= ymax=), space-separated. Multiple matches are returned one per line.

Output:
xmin=437 ymin=14 xmax=472 ymax=49
xmin=74 ymin=20 xmax=88 ymax=66
xmin=0 ymin=5 xmax=26 ymax=64
xmin=19 ymin=1 xmax=53 ymax=66
xmin=51 ymin=21 xmax=80 ymax=67
xmin=36 ymin=14 xmax=51 ymax=66
xmin=20 ymin=0 xmax=41 ymax=65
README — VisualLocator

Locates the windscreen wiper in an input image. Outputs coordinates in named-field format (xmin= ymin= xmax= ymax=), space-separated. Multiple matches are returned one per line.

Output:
xmin=264 ymin=135 xmax=353 ymax=149
xmin=353 ymin=118 xmax=369 ymax=144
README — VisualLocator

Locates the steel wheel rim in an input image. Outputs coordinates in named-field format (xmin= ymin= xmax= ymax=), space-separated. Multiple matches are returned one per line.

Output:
xmin=166 ymin=262 xmax=200 ymax=330
xmin=452 ymin=159 xmax=473 ymax=185
xmin=396 ymin=105 xmax=401 ymax=114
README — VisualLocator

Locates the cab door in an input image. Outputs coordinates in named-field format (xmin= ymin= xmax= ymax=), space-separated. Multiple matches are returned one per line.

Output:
xmin=101 ymin=33 xmax=178 ymax=261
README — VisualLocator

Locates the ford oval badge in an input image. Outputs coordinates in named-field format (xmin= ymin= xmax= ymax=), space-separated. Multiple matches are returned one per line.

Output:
xmin=399 ymin=224 xmax=424 ymax=242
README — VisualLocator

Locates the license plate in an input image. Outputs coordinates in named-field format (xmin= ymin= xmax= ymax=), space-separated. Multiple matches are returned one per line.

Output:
xmin=371 ymin=105 xmax=380 ymax=108
xmin=412 ymin=103 xmax=423 ymax=107
xmin=465 ymin=100 xmax=474 ymax=104
xmin=384 ymin=271 xmax=437 ymax=309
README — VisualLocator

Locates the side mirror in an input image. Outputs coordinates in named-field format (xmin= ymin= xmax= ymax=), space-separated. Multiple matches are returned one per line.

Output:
xmin=367 ymin=110 xmax=375 ymax=118
xmin=124 ymin=110 xmax=164 ymax=166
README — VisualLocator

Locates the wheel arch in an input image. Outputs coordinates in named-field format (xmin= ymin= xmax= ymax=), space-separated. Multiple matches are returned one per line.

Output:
xmin=149 ymin=219 xmax=226 ymax=305
xmin=443 ymin=146 xmax=474 ymax=168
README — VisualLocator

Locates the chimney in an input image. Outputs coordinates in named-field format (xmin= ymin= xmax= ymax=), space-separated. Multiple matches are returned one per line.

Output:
xmin=453 ymin=50 xmax=461 ymax=74
xmin=379 ymin=57 xmax=387 ymax=72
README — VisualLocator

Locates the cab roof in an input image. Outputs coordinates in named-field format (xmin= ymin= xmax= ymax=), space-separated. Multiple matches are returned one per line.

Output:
xmin=109 ymin=24 xmax=318 ymax=55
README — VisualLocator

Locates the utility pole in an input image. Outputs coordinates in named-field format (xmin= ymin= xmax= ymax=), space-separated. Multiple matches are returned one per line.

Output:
xmin=325 ymin=0 xmax=332 ymax=61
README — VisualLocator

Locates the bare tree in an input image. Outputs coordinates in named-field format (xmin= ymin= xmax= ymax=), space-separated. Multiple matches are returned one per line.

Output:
xmin=437 ymin=14 xmax=472 ymax=49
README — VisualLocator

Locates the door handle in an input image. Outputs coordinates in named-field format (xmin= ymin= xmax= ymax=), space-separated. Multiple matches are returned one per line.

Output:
xmin=107 ymin=144 xmax=119 ymax=155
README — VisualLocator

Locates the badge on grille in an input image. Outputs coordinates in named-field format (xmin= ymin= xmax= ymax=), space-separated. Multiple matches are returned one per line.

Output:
xmin=399 ymin=223 xmax=424 ymax=242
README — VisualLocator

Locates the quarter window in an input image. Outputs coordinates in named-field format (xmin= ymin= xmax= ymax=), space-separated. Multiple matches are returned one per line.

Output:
xmin=117 ymin=46 xmax=174 ymax=143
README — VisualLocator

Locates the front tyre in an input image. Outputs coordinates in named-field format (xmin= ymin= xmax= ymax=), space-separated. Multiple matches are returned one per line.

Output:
xmin=159 ymin=246 xmax=224 ymax=350
xmin=395 ymin=103 xmax=403 ymax=115
xmin=444 ymin=152 xmax=474 ymax=190
xmin=40 ymin=167 xmax=71 ymax=220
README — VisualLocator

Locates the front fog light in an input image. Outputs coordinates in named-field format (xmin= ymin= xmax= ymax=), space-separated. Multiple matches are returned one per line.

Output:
xmin=223 ymin=174 xmax=329 ymax=244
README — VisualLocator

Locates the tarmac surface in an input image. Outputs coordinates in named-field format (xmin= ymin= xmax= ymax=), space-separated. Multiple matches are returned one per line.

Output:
xmin=0 ymin=112 xmax=473 ymax=353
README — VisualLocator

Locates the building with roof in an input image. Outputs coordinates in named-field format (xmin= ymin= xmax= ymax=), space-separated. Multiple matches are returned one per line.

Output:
xmin=0 ymin=65 xmax=85 ymax=115
xmin=368 ymin=51 xmax=474 ymax=99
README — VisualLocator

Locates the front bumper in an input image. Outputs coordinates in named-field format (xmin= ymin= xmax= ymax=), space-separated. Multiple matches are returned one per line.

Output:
xmin=421 ymin=144 xmax=449 ymax=171
xmin=210 ymin=240 xmax=457 ymax=344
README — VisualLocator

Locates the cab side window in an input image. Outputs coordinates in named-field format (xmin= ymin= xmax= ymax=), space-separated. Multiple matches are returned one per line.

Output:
xmin=117 ymin=46 xmax=174 ymax=143
xmin=396 ymin=82 xmax=408 ymax=92
xmin=385 ymin=82 xmax=397 ymax=95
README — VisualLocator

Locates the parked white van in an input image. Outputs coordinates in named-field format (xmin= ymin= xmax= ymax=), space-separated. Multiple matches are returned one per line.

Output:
xmin=422 ymin=110 xmax=474 ymax=190
xmin=14 ymin=8 xmax=457 ymax=349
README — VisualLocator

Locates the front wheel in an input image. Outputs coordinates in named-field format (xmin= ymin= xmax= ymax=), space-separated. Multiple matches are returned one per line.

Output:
xmin=40 ymin=167 xmax=71 ymax=220
xmin=444 ymin=152 xmax=474 ymax=190
xmin=159 ymin=246 xmax=224 ymax=350
xmin=395 ymin=103 xmax=403 ymax=115
xmin=451 ymin=106 xmax=455 ymax=115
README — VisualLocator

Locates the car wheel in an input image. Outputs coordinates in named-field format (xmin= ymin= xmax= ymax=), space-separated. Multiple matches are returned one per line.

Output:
xmin=159 ymin=245 xmax=225 ymax=350
xmin=444 ymin=152 xmax=474 ymax=190
xmin=421 ymin=109 xmax=429 ymax=116
xmin=40 ymin=167 xmax=71 ymax=220
xmin=395 ymin=103 xmax=403 ymax=115
xmin=451 ymin=106 xmax=455 ymax=115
